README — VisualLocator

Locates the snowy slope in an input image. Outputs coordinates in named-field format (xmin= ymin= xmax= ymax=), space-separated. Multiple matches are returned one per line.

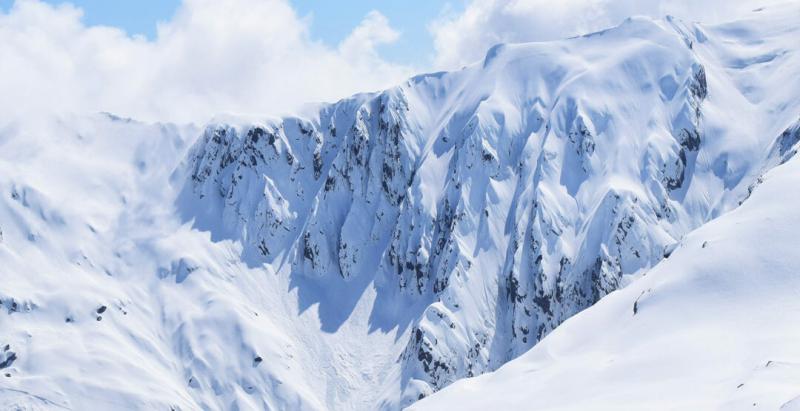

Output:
xmin=411 ymin=118 xmax=800 ymax=411
xmin=412 ymin=3 xmax=800 ymax=410
xmin=1 ymin=2 xmax=799 ymax=410
xmin=0 ymin=114 xmax=410 ymax=410
xmin=0 ymin=116 xmax=325 ymax=410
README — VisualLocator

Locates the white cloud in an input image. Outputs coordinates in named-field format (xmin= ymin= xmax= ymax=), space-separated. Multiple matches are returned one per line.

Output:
xmin=1 ymin=0 xmax=782 ymax=124
xmin=0 ymin=0 xmax=412 ymax=124
xmin=339 ymin=10 xmax=400 ymax=62
xmin=430 ymin=0 xmax=780 ymax=69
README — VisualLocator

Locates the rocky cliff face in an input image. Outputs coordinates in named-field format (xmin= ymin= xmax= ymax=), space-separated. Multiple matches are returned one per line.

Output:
xmin=183 ymin=17 xmax=750 ymax=406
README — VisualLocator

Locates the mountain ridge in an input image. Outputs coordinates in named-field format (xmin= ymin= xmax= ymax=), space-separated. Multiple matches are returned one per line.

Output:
xmin=1 ymin=4 xmax=799 ymax=410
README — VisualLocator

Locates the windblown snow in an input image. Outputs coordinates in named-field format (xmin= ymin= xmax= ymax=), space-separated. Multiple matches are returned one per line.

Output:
xmin=1 ymin=2 xmax=799 ymax=410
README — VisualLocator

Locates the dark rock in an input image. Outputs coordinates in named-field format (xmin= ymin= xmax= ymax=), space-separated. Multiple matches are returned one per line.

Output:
xmin=690 ymin=65 xmax=708 ymax=100
xmin=679 ymin=128 xmax=702 ymax=151
xmin=313 ymin=152 xmax=323 ymax=179
xmin=0 ymin=352 xmax=16 ymax=369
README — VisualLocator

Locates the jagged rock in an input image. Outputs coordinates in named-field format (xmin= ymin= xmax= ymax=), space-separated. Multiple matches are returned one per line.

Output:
xmin=0 ymin=348 xmax=17 ymax=369
xmin=178 ymin=16 xmax=779 ymax=406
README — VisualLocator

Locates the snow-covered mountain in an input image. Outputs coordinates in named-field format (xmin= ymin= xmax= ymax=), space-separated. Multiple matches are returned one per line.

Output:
xmin=411 ymin=3 xmax=800 ymax=410
xmin=1 ymin=2 xmax=799 ymax=410
xmin=411 ymin=117 xmax=800 ymax=411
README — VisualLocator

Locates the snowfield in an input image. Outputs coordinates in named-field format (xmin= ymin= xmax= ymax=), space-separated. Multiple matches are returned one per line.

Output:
xmin=1 ymin=2 xmax=799 ymax=410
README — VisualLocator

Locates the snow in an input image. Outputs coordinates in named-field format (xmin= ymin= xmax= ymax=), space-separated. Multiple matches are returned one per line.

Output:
xmin=1 ymin=2 xmax=799 ymax=410
xmin=413 ymin=3 xmax=800 ymax=409
xmin=411 ymin=122 xmax=800 ymax=411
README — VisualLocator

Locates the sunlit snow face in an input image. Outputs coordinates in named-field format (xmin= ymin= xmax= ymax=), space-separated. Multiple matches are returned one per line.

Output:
xmin=430 ymin=0 xmax=779 ymax=68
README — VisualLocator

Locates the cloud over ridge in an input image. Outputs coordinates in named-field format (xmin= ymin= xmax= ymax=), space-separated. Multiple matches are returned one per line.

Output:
xmin=0 ymin=0 xmax=779 ymax=124
xmin=430 ymin=0 xmax=779 ymax=68
xmin=0 ymin=0 xmax=411 ymax=123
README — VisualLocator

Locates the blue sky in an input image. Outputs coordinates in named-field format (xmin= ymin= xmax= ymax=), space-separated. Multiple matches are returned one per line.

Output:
xmin=0 ymin=0 xmax=180 ymax=36
xmin=293 ymin=0 xmax=458 ymax=64
xmin=0 ymin=0 xmax=459 ymax=66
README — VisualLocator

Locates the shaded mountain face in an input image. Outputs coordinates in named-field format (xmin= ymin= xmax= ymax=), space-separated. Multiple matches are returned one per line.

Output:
xmin=2 ymin=4 xmax=799 ymax=411
xmin=182 ymin=11 xmax=795 ymax=407
xmin=410 ymin=115 xmax=800 ymax=410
